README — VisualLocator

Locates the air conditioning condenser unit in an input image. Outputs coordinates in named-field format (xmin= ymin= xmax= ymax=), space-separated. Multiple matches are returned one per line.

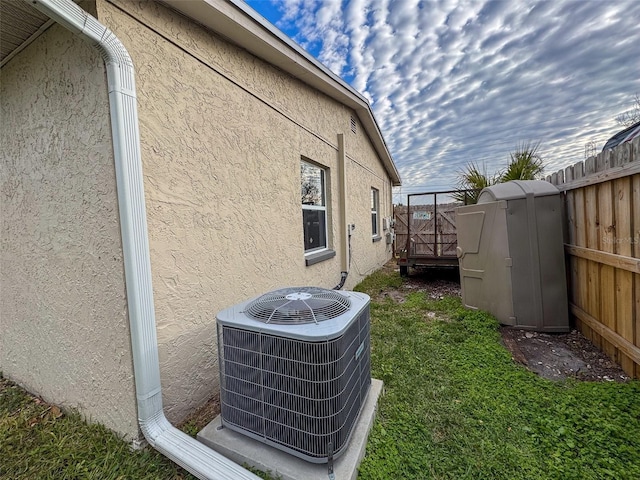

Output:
xmin=216 ymin=287 xmax=371 ymax=463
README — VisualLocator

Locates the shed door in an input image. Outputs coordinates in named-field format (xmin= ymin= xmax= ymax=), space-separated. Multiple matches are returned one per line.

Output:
xmin=456 ymin=201 xmax=515 ymax=326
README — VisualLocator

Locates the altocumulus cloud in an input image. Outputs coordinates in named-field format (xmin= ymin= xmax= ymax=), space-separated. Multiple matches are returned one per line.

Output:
xmin=248 ymin=0 xmax=640 ymax=201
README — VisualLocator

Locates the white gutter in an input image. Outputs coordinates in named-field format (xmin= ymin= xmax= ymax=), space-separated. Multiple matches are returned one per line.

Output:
xmin=26 ymin=1 xmax=259 ymax=478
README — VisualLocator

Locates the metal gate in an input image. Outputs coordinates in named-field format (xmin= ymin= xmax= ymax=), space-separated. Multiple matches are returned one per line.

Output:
xmin=395 ymin=189 xmax=477 ymax=275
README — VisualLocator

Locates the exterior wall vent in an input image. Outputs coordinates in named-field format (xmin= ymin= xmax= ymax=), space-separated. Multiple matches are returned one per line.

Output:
xmin=350 ymin=116 xmax=357 ymax=133
xmin=216 ymin=287 xmax=371 ymax=463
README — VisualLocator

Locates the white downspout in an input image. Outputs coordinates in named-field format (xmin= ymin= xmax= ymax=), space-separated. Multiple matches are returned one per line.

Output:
xmin=26 ymin=1 xmax=259 ymax=479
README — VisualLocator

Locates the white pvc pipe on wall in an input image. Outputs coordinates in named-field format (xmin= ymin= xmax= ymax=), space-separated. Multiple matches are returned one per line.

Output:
xmin=25 ymin=1 xmax=259 ymax=478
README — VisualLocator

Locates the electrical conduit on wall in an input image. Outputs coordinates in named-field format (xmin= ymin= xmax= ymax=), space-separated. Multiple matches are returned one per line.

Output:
xmin=25 ymin=1 xmax=259 ymax=478
xmin=333 ymin=133 xmax=349 ymax=290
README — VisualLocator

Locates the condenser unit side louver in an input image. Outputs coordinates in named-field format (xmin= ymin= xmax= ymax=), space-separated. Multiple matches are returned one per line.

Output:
xmin=216 ymin=287 xmax=371 ymax=463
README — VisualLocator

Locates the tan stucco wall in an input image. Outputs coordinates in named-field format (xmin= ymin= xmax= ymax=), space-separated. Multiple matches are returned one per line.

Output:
xmin=0 ymin=19 xmax=139 ymax=439
xmin=98 ymin=0 xmax=395 ymax=424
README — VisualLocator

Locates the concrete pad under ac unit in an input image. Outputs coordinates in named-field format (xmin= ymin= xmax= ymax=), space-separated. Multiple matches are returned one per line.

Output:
xmin=197 ymin=378 xmax=383 ymax=480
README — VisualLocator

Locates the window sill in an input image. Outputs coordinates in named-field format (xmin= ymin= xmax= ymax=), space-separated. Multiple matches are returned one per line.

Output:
xmin=305 ymin=249 xmax=336 ymax=266
xmin=372 ymin=235 xmax=382 ymax=243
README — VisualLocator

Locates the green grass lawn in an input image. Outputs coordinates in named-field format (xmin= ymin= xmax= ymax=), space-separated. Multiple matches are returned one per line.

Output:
xmin=2 ymin=268 xmax=639 ymax=479
xmin=0 ymin=375 xmax=194 ymax=480
xmin=355 ymin=269 xmax=640 ymax=480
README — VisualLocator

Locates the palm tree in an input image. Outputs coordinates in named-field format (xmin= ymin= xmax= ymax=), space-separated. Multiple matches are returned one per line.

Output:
xmin=451 ymin=162 xmax=498 ymax=204
xmin=453 ymin=142 xmax=545 ymax=204
xmin=501 ymin=142 xmax=544 ymax=182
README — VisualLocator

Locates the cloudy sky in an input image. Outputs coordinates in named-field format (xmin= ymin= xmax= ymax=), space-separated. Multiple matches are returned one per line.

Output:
xmin=245 ymin=0 xmax=640 ymax=201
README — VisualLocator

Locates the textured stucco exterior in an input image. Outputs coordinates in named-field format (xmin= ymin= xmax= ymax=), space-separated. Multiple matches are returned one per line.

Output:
xmin=0 ymin=12 xmax=139 ymax=439
xmin=1 ymin=0 xmax=398 ymax=439
xmin=99 ymin=0 xmax=396 ymax=425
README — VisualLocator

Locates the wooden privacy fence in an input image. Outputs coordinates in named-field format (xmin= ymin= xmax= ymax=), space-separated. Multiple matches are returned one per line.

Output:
xmin=393 ymin=202 xmax=459 ymax=257
xmin=546 ymin=137 xmax=640 ymax=378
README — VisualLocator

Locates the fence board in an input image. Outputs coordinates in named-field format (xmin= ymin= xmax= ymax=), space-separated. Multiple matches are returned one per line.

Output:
xmin=573 ymin=187 xmax=591 ymax=341
xmin=553 ymin=157 xmax=640 ymax=191
xmin=394 ymin=201 xmax=461 ymax=258
xmin=394 ymin=206 xmax=409 ymax=255
xmin=565 ymin=189 xmax=580 ymax=338
xmin=585 ymin=184 xmax=602 ymax=349
xmin=634 ymin=174 xmax=640 ymax=378
xmin=598 ymin=181 xmax=616 ymax=359
xmin=613 ymin=177 xmax=634 ymax=375
xmin=564 ymin=245 xmax=640 ymax=274
xmin=571 ymin=304 xmax=640 ymax=366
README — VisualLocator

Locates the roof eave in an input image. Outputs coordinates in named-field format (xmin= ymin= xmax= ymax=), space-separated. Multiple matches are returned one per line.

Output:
xmin=159 ymin=0 xmax=401 ymax=186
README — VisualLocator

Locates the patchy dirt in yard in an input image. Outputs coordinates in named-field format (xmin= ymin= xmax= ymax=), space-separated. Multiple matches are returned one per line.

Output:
xmin=385 ymin=261 xmax=631 ymax=383
xmin=176 ymin=393 xmax=220 ymax=433
xmin=500 ymin=327 xmax=631 ymax=382
xmin=379 ymin=262 xmax=461 ymax=302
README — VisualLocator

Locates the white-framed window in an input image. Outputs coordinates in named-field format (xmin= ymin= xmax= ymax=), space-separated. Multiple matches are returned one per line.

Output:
xmin=371 ymin=187 xmax=380 ymax=238
xmin=301 ymin=160 xmax=328 ymax=253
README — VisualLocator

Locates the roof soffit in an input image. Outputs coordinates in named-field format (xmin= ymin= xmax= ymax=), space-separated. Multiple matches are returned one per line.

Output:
xmin=0 ymin=1 xmax=52 ymax=66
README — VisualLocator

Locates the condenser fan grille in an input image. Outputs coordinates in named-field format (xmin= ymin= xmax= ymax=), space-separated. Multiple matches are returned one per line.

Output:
xmin=243 ymin=287 xmax=351 ymax=324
